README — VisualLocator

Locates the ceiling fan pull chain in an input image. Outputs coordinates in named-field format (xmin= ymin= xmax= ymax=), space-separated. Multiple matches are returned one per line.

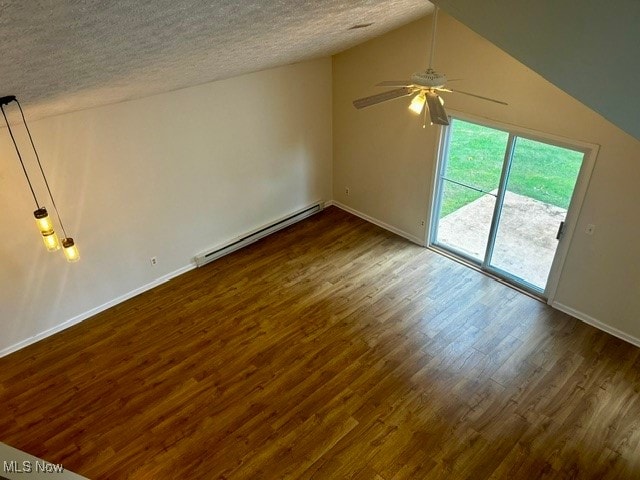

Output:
xmin=423 ymin=102 xmax=428 ymax=128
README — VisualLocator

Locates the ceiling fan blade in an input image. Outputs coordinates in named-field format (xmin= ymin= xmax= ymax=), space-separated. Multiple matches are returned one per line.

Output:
xmin=449 ymin=89 xmax=508 ymax=105
xmin=376 ymin=80 xmax=413 ymax=87
xmin=426 ymin=92 xmax=449 ymax=125
xmin=353 ymin=87 xmax=413 ymax=109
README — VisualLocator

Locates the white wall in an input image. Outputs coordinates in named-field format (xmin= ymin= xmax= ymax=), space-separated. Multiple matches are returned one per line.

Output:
xmin=3 ymin=13 xmax=640 ymax=356
xmin=0 ymin=58 xmax=333 ymax=355
xmin=333 ymin=14 xmax=640 ymax=342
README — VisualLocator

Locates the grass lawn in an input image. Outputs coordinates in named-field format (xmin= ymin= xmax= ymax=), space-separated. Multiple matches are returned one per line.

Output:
xmin=439 ymin=119 xmax=583 ymax=217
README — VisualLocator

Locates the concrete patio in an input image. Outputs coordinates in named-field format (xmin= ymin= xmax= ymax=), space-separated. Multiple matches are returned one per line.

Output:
xmin=436 ymin=191 xmax=567 ymax=289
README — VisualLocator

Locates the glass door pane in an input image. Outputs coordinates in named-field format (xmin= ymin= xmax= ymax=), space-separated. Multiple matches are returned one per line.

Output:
xmin=433 ymin=119 xmax=509 ymax=262
xmin=488 ymin=137 xmax=584 ymax=290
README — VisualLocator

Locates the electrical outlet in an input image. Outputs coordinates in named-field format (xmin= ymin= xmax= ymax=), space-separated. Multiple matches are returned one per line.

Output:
xmin=585 ymin=224 xmax=596 ymax=235
xmin=345 ymin=187 xmax=350 ymax=196
xmin=150 ymin=256 xmax=158 ymax=266
xmin=420 ymin=220 xmax=426 ymax=227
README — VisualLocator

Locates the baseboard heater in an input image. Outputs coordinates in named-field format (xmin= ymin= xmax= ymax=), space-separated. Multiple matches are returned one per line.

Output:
xmin=194 ymin=201 xmax=324 ymax=268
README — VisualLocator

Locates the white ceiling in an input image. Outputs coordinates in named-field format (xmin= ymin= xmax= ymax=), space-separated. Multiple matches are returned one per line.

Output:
xmin=0 ymin=0 xmax=433 ymax=121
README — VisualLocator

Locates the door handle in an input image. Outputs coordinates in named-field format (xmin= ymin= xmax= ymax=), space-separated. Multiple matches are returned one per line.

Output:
xmin=556 ymin=221 xmax=565 ymax=240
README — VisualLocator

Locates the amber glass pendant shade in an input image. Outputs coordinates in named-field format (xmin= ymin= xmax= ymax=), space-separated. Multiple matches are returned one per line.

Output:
xmin=62 ymin=237 xmax=80 ymax=262
xmin=34 ymin=208 xmax=61 ymax=251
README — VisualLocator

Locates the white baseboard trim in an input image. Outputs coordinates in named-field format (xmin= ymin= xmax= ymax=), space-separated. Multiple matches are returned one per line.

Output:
xmin=330 ymin=201 xmax=425 ymax=246
xmin=0 ymin=263 xmax=196 ymax=358
xmin=1 ymin=201 xmax=333 ymax=359
xmin=552 ymin=301 xmax=640 ymax=348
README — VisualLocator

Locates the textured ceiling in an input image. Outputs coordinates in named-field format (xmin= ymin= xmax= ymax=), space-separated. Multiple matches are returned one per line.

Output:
xmin=0 ymin=0 xmax=432 ymax=121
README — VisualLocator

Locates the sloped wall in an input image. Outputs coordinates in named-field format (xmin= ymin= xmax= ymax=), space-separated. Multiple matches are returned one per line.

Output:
xmin=433 ymin=0 xmax=640 ymax=141
xmin=333 ymin=14 xmax=640 ymax=342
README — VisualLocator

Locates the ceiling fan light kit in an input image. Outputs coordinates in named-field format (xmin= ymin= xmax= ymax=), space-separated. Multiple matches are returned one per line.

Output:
xmin=353 ymin=7 xmax=507 ymax=127
xmin=409 ymin=92 xmax=426 ymax=114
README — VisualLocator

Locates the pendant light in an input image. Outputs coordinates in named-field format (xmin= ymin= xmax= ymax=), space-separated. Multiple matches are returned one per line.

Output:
xmin=35 ymin=207 xmax=61 ymax=252
xmin=62 ymin=237 xmax=80 ymax=262
xmin=1 ymin=95 xmax=80 ymax=262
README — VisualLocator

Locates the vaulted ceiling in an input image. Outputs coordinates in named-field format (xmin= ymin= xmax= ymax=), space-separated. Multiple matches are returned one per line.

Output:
xmin=0 ymin=0 xmax=433 ymax=121
xmin=433 ymin=0 xmax=640 ymax=142
xmin=4 ymin=1 xmax=637 ymax=141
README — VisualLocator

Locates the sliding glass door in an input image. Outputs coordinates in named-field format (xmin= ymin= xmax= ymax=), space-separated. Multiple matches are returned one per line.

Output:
xmin=433 ymin=121 xmax=507 ymax=261
xmin=431 ymin=118 xmax=586 ymax=296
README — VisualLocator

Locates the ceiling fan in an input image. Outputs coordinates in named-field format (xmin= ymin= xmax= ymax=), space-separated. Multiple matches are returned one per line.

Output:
xmin=352 ymin=7 xmax=507 ymax=126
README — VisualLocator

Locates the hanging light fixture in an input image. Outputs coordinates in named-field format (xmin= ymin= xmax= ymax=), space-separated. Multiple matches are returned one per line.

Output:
xmin=62 ymin=237 xmax=80 ymax=262
xmin=35 ymin=207 xmax=61 ymax=252
xmin=1 ymin=95 xmax=80 ymax=262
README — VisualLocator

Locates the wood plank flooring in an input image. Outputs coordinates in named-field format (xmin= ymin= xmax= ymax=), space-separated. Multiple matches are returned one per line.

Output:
xmin=1 ymin=206 xmax=639 ymax=479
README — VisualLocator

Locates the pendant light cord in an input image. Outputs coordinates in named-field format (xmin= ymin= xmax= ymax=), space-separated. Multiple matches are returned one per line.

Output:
xmin=14 ymin=99 xmax=69 ymax=238
xmin=0 ymin=104 xmax=41 ymax=208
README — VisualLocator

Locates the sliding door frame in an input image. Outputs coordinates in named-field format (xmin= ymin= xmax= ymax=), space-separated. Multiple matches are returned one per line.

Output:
xmin=427 ymin=110 xmax=599 ymax=304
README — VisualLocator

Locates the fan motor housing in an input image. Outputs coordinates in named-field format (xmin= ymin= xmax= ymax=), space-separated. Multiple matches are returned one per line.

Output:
xmin=411 ymin=70 xmax=447 ymax=88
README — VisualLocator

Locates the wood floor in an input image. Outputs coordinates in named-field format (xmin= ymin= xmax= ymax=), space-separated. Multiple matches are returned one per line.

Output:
xmin=1 ymin=207 xmax=639 ymax=479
